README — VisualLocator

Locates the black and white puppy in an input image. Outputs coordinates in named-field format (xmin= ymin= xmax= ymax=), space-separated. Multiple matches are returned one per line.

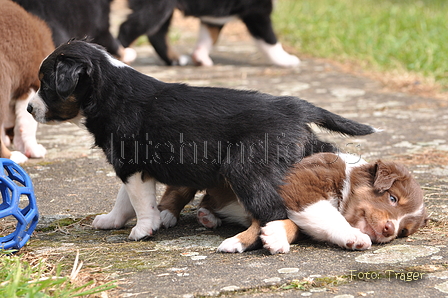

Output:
xmin=13 ymin=0 xmax=136 ymax=63
xmin=118 ymin=0 xmax=299 ymax=67
xmin=28 ymin=40 xmax=376 ymax=252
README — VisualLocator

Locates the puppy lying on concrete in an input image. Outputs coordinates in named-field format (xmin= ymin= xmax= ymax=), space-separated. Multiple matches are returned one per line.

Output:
xmin=159 ymin=153 xmax=427 ymax=254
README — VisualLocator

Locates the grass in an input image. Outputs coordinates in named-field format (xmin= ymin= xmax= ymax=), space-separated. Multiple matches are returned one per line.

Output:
xmin=0 ymin=250 xmax=116 ymax=297
xmin=273 ymin=0 xmax=448 ymax=89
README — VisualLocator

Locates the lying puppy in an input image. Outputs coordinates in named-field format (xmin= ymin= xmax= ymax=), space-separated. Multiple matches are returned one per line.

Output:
xmin=118 ymin=0 xmax=299 ymax=67
xmin=0 ymin=0 xmax=53 ymax=163
xmin=13 ymin=0 xmax=136 ymax=64
xmin=160 ymin=153 xmax=427 ymax=253
xmin=27 ymin=40 xmax=376 ymax=252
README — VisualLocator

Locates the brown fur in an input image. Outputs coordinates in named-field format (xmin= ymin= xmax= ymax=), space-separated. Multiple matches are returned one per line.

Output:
xmin=0 ymin=0 xmax=53 ymax=159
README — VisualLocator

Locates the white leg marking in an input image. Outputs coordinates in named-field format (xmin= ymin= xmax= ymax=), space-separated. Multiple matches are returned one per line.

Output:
xmin=9 ymin=151 xmax=28 ymax=164
xmin=121 ymin=47 xmax=137 ymax=64
xmin=260 ymin=221 xmax=290 ymax=254
xmin=160 ymin=209 xmax=177 ymax=228
xmin=289 ymin=200 xmax=371 ymax=250
xmin=255 ymin=40 xmax=300 ymax=67
xmin=92 ymin=184 xmax=136 ymax=229
xmin=125 ymin=173 xmax=161 ymax=240
xmin=217 ymin=236 xmax=245 ymax=253
xmin=197 ymin=207 xmax=222 ymax=229
xmin=192 ymin=23 xmax=214 ymax=66
xmin=14 ymin=90 xmax=46 ymax=158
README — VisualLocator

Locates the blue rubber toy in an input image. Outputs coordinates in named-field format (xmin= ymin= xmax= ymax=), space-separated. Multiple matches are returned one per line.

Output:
xmin=0 ymin=158 xmax=39 ymax=250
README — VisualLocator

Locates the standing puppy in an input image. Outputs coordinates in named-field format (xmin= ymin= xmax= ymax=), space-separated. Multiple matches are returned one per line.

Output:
xmin=0 ymin=0 xmax=53 ymax=163
xmin=28 ymin=40 xmax=376 ymax=252
xmin=13 ymin=0 xmax=136 ymax=64
xmin=118 ymin=0 xmax=300 ymax=67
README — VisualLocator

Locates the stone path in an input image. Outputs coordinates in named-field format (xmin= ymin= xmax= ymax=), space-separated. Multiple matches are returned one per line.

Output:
xmin=19 ymin=8 xmax=448 ymax=298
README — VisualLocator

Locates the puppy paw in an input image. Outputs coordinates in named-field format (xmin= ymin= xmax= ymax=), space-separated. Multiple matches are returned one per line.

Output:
xmin=26 ymin=144 xmax=46 ymax=159
xmin=9 ymin=151 xmax=28 ymax=164
xmin=92 ymin=213 xmax=127 ymax=230
xmin=217 ymin=236 xmax=245 ymax=253
xmin=260 ymin=221 xmax=290 ymax=254
xmin=275 ymin=54 xmax=300 ymax=68
xmin=122 ymin=47 xmax=137 ymax=64
xmin=160 ymin=210 xmax=177 ymax=228
xmin=197 ymin=207 xmax=221 ymax=229
xmin=339 ymin=228 xmax=372 ymax=250
xmin=192 ymin=47 xmax=213 ymax=66
xmin=129 ymin=217 xmax=161 ymax=240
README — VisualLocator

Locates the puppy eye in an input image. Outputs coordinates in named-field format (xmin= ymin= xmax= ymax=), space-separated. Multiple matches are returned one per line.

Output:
xmin=389 ymin=194 xmax=398 ymax=205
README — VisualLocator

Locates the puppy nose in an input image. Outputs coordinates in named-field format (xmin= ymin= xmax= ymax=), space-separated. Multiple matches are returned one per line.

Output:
xmin=27 ymin=104 xmax=33 ymax=114
xmin=383 ymin=221 xmax=395 ymax=237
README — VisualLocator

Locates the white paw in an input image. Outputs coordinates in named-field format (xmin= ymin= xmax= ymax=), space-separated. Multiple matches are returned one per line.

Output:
xmin=338 ymin=228 xmax=372 ymax=250
xmin=192 ymin=47 xmax=214 ymax=66
xmin=260 ymin=221 xmax=290 ymax=254
xmin=177 ymin=55 xmax=191 ymax=66
xmin=92 ymin=213 xmax=127 ymax=230
xmin=9 ymin=151 xmax=28 ymax=164
xmin=274 ymin=54 xmax=300 ymax=68
xmin=122 ymin=47 xmax=137 ymax=64
xmin=217 ymin=236 xmax=245 ymax=253
xmin=197 ymin=207 xmax=221 ymax=229
xmin=26 ymin=143 xmax=46 ymax=158
xmin=160 ymin=210 xmax=177 ymax=228
xmin=129 ymin=217 xmax=161 ymax=240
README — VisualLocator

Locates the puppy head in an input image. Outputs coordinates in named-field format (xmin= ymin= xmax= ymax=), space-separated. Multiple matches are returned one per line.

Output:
xmin=342 ymin=160 xmax=427 ymax=244
xmin=27 ymin=40 xmax=105 ymax=124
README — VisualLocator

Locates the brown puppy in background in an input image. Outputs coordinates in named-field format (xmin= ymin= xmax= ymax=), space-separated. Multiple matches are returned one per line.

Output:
xmin=159 ymin=153 xmax=427 ymax=254
xmin=0 ymin=0 xmax=53 ymax=163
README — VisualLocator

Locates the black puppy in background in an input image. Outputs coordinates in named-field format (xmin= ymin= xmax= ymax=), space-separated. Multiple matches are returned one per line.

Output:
xmin=118 ymin=0 xmax=300 ymax=67
xmin=28 ymin=40 xmax=376 ymax=252
xmin=13 ymin=0 xmax=136 ymax=63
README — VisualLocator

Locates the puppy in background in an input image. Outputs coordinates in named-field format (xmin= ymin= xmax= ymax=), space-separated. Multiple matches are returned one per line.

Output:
xmin=13 ymin=0 xmax=136 ymax=64
xmin=159 ymin=153 xmax=427 ymax=254
xmin=118 ymin=0 xmax=300 ymax=67
xmin=0 ymin=0 xmax=54 ymax=163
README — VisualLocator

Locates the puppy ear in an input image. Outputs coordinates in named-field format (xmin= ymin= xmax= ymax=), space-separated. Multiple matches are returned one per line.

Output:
xmin=55 ymin=57 xmax=89 ymax=100
xmin=373 ymin=160 xmax=400 ymax=192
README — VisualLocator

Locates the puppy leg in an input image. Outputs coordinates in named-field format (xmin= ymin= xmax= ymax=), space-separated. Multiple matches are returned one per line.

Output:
xmin=242 ymin=14 xmax=300 ymax=67
xmin=92 ymin=184 xmax=136 ymax=229
xmin=125 ymin=173 xmax=161 ymax=240
xmin=217 ymin=219 xmax=262 ymax=253
xmin=289 ymin=200 xmax=372 ymax=250
xmin=14 ymin=90 xmax=46 ymax=158
xmin=192 ymin=22 xmax=223 ymax=66
xmin=158 ymin=186 xmax=197 ymax=228
xmin=148 ymin=13 xmax=188 ymax=66
xmin=260 ymin=219 xmax=300 ymax=254
xmin=197 ymin=193 xmax=222 ymax=229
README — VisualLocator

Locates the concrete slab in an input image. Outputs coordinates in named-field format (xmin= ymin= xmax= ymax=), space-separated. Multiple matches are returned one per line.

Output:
xmin=15 ymin=6 xmax=448 ymax=298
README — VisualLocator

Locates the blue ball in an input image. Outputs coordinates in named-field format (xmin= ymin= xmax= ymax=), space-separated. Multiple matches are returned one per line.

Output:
xmin=0 ymin=158 xmax=39 ymax=250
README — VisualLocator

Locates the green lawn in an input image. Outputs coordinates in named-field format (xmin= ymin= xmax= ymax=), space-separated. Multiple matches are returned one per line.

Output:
xmin=273 ymin=0 xmax=447 ymax=87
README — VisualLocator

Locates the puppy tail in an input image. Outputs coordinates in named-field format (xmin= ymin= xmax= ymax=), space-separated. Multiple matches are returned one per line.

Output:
xmin=308 ymin=104 xmax=378 ymax=136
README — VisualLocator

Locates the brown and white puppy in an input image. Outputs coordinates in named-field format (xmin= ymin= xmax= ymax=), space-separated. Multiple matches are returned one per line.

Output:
xmin=0 ymin=0 xmax=53 ymax=163
xmin=159 ymin=153 xmax=427 ymax=254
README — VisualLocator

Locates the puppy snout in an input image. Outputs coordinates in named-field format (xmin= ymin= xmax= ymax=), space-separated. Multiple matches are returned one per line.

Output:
xmin=382 ymin=221 xmax=395 ymax=237
xmin=27 ymin=104 xmax=34 ymax=114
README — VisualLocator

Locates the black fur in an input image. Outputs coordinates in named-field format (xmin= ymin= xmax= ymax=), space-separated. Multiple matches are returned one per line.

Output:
xmin=12 ymin=0 xmax=121 ymax=57
xmin=30 ymin=40 xmax=376 ymax=225
xmin=118 ymin=0 xmax=278 ymax=65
